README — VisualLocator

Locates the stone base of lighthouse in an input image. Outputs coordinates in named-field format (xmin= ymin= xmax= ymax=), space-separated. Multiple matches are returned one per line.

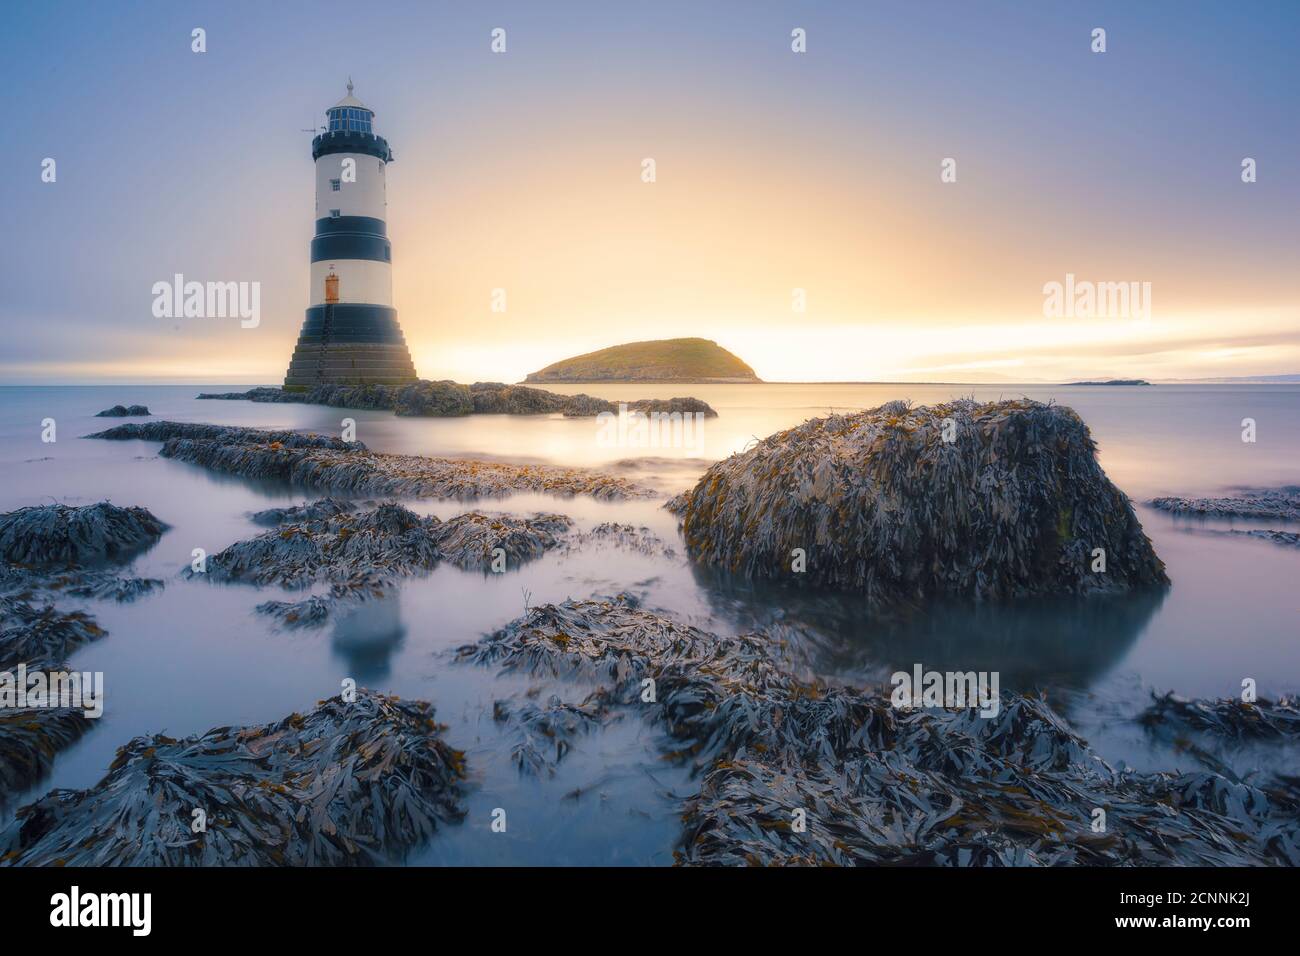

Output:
xmin=283 ymin=304 xmax=418 ymax=388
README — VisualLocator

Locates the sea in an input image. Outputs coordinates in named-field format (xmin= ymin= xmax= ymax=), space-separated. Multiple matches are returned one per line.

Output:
xmin=0 ymin=382 xmax=1297 ymax=864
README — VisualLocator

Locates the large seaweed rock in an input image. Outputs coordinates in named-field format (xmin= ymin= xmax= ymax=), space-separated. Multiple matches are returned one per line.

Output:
xmin=675 ymin=399 xmax=1167 ymax=603
xmin=0 ymin=503 xmax=168 ymax=569
xmin=460 ymin=595 xmax=1300 ymax=866
xmin=0 ymin=691 xmax=466 ymax=866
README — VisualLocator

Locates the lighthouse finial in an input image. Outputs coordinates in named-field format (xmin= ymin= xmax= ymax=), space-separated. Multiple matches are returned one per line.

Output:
xmin=347 ymin=76 xmax=353 ymax=96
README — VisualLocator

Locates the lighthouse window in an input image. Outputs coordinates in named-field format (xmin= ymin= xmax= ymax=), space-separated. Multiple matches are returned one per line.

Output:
xmin=329 ymin=209 xmax=341 ymax=219
xmin=330 ymin=178 xmax=341 ymax=191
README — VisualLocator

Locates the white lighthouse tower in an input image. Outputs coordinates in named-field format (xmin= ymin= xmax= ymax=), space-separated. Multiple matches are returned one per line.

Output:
xmin=284 ymin=80 xmax=418 ymax=388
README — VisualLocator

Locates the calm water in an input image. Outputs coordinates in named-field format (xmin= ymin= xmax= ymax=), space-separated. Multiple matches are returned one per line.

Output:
xmin=1 ymin=383 xmax=1297 ymax=864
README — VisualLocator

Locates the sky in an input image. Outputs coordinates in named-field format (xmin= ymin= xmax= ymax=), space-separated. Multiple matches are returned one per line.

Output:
xmin=2 ymin=0 xmax=1298 ymax=384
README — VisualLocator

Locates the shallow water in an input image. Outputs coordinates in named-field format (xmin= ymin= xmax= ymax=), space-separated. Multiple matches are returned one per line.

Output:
xmin=1 ymin=383 xmax=1297 ymax=863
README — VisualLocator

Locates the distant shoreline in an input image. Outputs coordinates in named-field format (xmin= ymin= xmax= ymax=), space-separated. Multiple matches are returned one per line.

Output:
xmin=2 ymin=379 xmax=1298 ymax=389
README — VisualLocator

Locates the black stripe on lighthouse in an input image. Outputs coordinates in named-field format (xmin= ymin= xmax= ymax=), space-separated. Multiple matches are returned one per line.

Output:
xmin=310 ymin=233 xmax=392 ymax=263
xmin=314 ymin=216 xmax=387 ymax=237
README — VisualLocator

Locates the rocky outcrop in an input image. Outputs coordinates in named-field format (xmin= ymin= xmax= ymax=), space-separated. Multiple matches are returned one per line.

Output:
xmin=94 ymin=404 xmax=151 ymax=417
xmin=86 ymin=421 xmax=359 ymax=450
xmin=196 ymin=381 xmax=718 ymax=418
xmin=89 ymin=422 xmax=655 ymax=501
xmin=1152 ymin=486 xmax=1300 ymax=521
xmin=0 ymin=691 xmax=466 ymax=865
xmin=0 ymin=503 xmax=168 ymax=569
xmin=674 ymin=399 xmax=1167 ymax=604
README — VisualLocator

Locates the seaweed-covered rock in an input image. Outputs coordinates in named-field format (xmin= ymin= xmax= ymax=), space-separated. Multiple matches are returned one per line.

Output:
xmin=1236 ymin=530 xmax=1300 ymax=548
xmin=197 ymin=502 xmax=572 ymax=590
xmin=625 ymin=397 xmax=718 ymax=419
xmin=432 ymin=512 xmax=572 ymax=571
xmin=677 ymin=399 xmax=1167 ymax=603
xmin=195 ymin=382 xmax=717 ymax=418
xmin=459 ymin=596 xmax=1299 ymax=866
xmin=250 ymin=497 xmax=357 ymax=527
xmin=0 ymin=598 xmax=107 ymax=800
xmin=86 ymin=421 xmax=361 ymax=450
xmin=470 ymin=382 xmax=568 ymax=415
xmin=0 ymin=596 xmax=106 ymax=671
xmin=0 ymin=566 xmax=163 ymax=603
xmin=0 ymin=690 xmax=466 ymax=866
xmin=0 ymin=708 xmax=95 ymax=804
xmin=0 ymin=502 xmax=168 ymax=568
xmin=88 ymin=422 xmax=655 ymax=500
xmin=94 ymin=404 xmax=151 ymax=417
xmin=1151 ymin=486 xmax=1300 ymax=521
xmin=1140 ymin=691 xmax=1300 ymax=741
xmin=394 ymin=380 xmax=474 ymax=417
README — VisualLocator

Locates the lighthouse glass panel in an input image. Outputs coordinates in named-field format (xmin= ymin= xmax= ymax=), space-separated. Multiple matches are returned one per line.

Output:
xmin=328 ymin=107 xmax=372 ymax=133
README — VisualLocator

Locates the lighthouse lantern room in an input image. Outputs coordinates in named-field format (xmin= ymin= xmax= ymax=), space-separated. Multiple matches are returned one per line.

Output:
xmin=284 ymin=80 xmax=418 ymax=388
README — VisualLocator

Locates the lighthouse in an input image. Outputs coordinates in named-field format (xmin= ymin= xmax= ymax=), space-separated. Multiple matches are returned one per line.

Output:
xmin=284 ymin=81 xmax=418 ymax=388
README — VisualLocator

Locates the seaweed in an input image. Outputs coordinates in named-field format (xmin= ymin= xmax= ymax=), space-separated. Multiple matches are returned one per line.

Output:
xmin=492 ymin=691 xmax=619 ymax=776
xmin=1151 ymin=487 xmax=1300 ymax=521
xmin=88 ymin=421 xmax=656 ymax=501
xmin=0 ymin=564 xmax=163 ymax=603
xmin=432 ymin=511 xmax=572 ymax=571
xmin=194 ymin=502 xmax=572 ymax=590
xmin=0 ymin=690 xmax=467 ymax=866
xmin=675 ymin=399 xmax=1167 ymax=603
xmin=86 ymin=420 xmax=361 ymax=450
xmin=256 ymin=573 xmax=394 ymax=629
xmin=1231 ymin=529 xmax=1300 ymax=548
xmin=250 ymin=497 xmax=357 ymax=526
xmin=1139 ymin=691 xmax=1300 ymax=741
xmin=561 ymin=522 xmax=677 ymax=558
xmin=195 ymin=382 xmax=718 ymax=418
xmin=0 ymin=708 xmax=95 ymax=804
xmin=0 ymin=596 xmax=106 ymax=671
xmin=0 ymin=502 xmax=168 ymax=568
xmin=458 ymin=595 xmax=1300 ymax=866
